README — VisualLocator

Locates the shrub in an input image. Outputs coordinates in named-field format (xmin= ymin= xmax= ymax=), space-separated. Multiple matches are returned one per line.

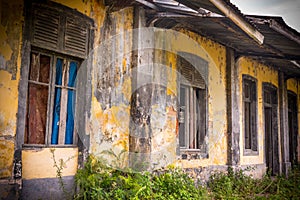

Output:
xmin=74 ymin=155 xmax=300 ymax=200
xmin=74 ymin=155 xmax=208 ymax=200
xmin=208 ymin=166 xmax=300 ymax=200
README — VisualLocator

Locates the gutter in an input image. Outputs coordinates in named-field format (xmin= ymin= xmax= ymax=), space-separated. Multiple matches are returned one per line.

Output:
xmin=209 ymin=0 xmax=264 ymax=45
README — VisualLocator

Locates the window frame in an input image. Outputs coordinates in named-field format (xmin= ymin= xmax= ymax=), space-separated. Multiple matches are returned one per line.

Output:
xmin=242 ymin=75 xmax=258 ymax=155
xmin=262 ymin=83 xmax=279 ymax=174
xmin=24 ymin=48 xmax=81 ymax=147
xmin=177 ymin=55 xmax=208 ymax=159
xmin=19 ymin=1 xmax=93 ymax=148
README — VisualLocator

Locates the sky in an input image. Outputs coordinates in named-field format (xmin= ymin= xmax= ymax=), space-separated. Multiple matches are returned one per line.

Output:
xmin=230 ymin=0 xmax=300 ymax=31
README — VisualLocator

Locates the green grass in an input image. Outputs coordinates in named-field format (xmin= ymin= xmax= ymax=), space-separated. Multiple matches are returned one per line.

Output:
xmin=74 ymin=155 xmax=300 ymax=200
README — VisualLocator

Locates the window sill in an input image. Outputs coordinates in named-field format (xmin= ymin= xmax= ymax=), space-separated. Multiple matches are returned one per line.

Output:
xmin=243 ymin=149 xmax=259 ymax=156
xmin=22 ymin=144 xmax=77 ymax=149
xmin=180 ymin=149 xmax=208 ymax=160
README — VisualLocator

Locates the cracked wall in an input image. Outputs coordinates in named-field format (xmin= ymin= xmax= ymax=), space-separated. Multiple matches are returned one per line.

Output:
xmin=90 ymin=6 xmax=133 ymax=168
xmin=88 ymin=19 xmax=228 ymax=170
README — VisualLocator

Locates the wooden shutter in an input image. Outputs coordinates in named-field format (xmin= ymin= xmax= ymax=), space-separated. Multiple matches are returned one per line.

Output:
xmin=194 ymin=69 xmax=206 ymax=89
xmin=180 ymin=58 xmax=206 ymax=89
xmin=32 ymin=9 xmax=59 ymax=49
xmin=31 ymin=3 xmax=91 ymax=58
xmin=65 ymin=17 xmax=89 ymax=57
xmin=180 ymin=61 xmax=193 ymax=85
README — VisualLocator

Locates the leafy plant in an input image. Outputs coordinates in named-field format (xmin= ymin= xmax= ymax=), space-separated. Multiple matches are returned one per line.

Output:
xmin=208 ymin=167 xmax=258 ymax=199
xmin=50 ymin=148 xmax=76 ymax=200
xmin=208 ymin=166 xmax=300 ymax=200
xmin=74 ymin=155 xmax=208 ymax=200
xmin=74 ymin=154 xmax=300 ymax=200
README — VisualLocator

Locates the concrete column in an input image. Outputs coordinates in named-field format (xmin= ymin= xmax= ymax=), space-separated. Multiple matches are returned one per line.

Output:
xmin=278 ymin=71 xmax=291 ymax=176
xmin=129 ymin=6 xmax=154 ymax=171
xmin=226 ymin=48 xmax=240 ymax=166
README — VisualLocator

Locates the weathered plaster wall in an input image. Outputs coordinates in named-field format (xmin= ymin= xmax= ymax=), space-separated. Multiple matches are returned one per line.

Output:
xmin=89 ymin=7 xmax=133 ymax=168
xmin=287 ymin=78 xmax=300 ymax=163
xmin=52 ymin=0 xmax=92 ymax=16
xmin=87 ymin=17 xmax=228 ymax=170
xmin=0 ymin=0 xmax=23 ymax=178
xmin=22 ymin=148 xmax=78 ymax=179
xmin=237 ymin=57 xmax=278 ymax=166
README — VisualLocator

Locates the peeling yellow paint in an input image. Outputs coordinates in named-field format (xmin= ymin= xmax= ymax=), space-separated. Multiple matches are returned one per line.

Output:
xmin=151 ymin=29 xmax=228 ymax=168
xmin=0 ymin=0 xmax=23 ymax=179
xmin=122 ymin=76 xmax=132 ymax=102
xmin=287 ymin=78 xmax=298 ymax=94
xmin=22 ymin=148 xmax=78 ymax=179
xmin=53 ymin=0 xmax=92 ymax=16
xmin=0 ymin=20 xmax=13 ymax=62
xmin=90 ymin=6 xmax=133 ymax=162
xmin=0 ymin=139 xmax=14 ymax=178
xmin=91 ymin=0 xmax=106 ymax=45
xmin=166 ymin=52 xmax=177 ymax=95
xmin=0 ymin=71 xmax=18 ymax=137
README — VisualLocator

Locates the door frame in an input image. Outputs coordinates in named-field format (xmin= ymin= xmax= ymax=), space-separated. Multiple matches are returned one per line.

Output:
xmin=263 ymin=83 xmax=279 ymax=175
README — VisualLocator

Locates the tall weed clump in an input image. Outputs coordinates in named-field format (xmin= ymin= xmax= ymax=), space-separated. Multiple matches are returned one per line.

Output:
xmin=74 ymin=155 xmax=208 ymax=200
xmin=74 ymin=154 xmax=300 ymax=200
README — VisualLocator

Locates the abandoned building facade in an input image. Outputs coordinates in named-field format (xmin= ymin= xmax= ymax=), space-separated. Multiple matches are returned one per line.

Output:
xmin=1 ymin=0 xmax=300 ymax=198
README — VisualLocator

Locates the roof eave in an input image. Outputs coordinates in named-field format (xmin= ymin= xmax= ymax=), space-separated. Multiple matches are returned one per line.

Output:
xmin=208 ymin=0 xmax=264 ymax=45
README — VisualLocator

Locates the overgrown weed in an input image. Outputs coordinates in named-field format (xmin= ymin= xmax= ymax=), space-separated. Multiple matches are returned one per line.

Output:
xmin=74 ymin=155 xmax=300 ymax=200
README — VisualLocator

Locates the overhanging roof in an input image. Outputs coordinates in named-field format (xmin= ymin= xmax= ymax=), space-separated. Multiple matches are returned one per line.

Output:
xmin=106 ymin=0 xmax=300 ymax=78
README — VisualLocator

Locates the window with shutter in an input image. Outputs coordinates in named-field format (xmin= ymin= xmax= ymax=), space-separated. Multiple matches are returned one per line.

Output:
xmin=23 ymin=2 xmax=93 ymax=146
xmin=243 ymin=75 xmax=258 ymax=154
xmin=178 ymin=55 xmax=208 ymax=159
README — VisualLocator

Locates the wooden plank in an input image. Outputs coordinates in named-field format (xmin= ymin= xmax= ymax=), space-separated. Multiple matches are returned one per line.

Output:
xmin=278 ymin=72 xmax=291 ymax=176
xmin=189 ymin=87 xmax=194 ymax=148
xmin=29 ymin=53 xmax=39 ymax=81
xmin=185 ymin=87 xmax=189 ymax=148
xmin=199 ymin=89 xmax=207 ymax=150
xmin=58 ymin=59 xmax=69 ymax=144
